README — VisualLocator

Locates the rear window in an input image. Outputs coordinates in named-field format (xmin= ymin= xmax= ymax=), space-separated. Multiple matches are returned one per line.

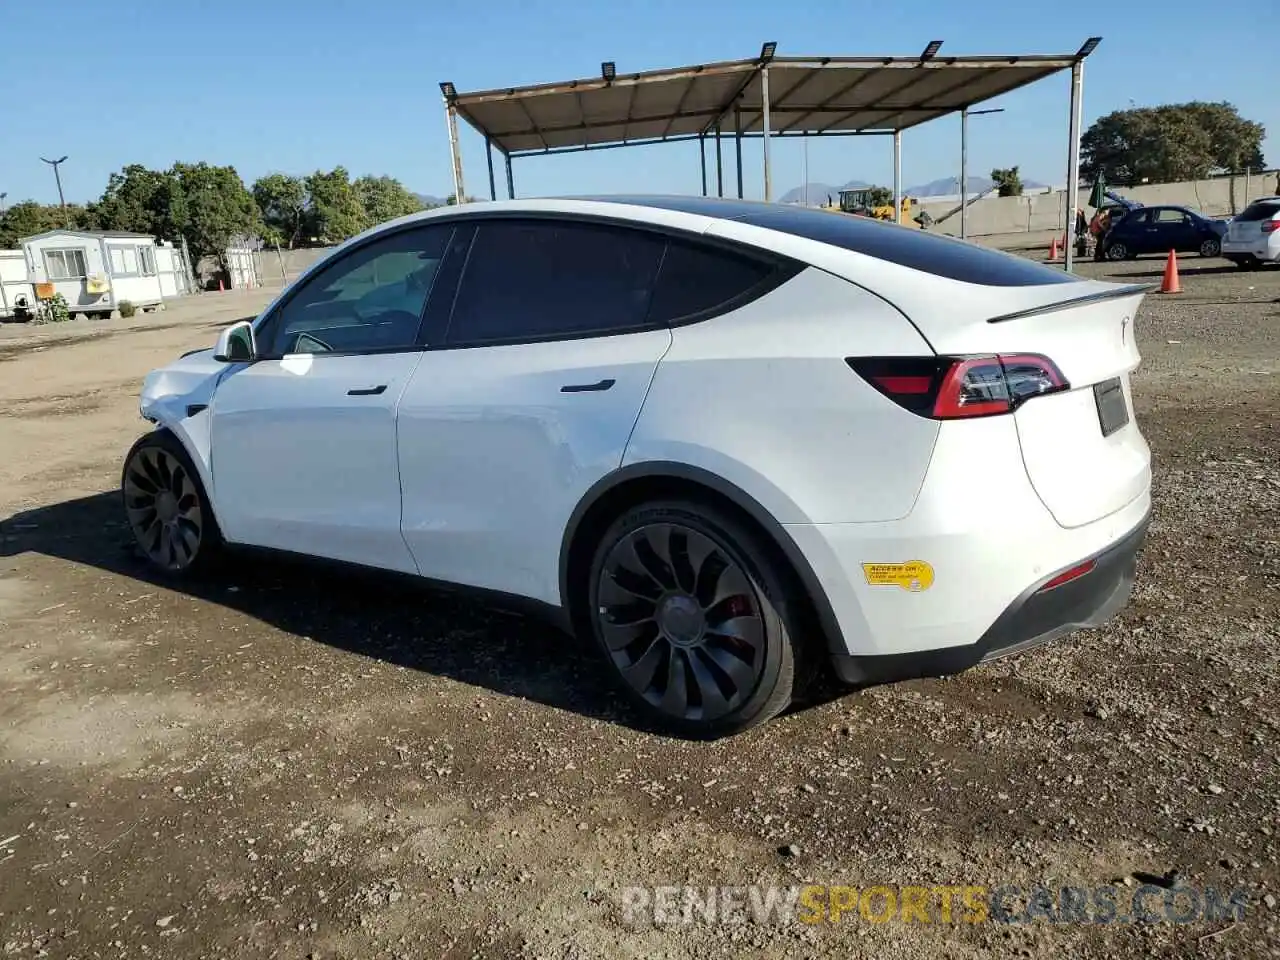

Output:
xmin=583 ymin=197 xmax=1076 ymax=287
xmin=738 ymin=207 xmax=1077 ymax=286
xmin=647 ymin=241 xmax=775 ymax=323
xmin=1235 ymin=200 xmax=1280 ymax=222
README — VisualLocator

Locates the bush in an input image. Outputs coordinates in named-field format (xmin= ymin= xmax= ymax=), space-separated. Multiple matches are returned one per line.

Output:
xmin=34 ymin=293 xmax=70 ymax=324
xmin=118 ymin=300 xmax=137 ymax=318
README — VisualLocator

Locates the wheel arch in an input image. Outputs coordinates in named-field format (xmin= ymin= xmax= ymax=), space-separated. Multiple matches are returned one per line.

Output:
xmin=559 ymin=461 xmax=848 ymax=660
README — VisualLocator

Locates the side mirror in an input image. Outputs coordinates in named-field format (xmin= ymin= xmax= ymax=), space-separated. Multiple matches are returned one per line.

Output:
xmin=213 ymin=321 xmax=257 ymax=363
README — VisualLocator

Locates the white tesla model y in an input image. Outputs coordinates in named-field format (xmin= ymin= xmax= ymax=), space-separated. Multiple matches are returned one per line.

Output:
xmin=124 ymin=197 xmax=1151 ymax=737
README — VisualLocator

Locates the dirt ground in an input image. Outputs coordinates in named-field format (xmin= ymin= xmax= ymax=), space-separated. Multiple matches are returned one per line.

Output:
xmin=1 ymin=252 xmax=1277 ymax=959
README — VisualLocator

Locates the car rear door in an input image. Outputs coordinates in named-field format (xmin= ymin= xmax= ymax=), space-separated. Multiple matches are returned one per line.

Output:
xmin=395 ymin=218 xmax=679 ymax=604
xmin=208 ymin=223 xmax=456 ymax=573
xmin=1148 ymin=208 xmax=1196 ymax=252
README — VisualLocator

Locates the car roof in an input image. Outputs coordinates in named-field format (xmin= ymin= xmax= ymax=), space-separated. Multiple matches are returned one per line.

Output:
xmin=375 ymin=195 xmax=1077 ymax=290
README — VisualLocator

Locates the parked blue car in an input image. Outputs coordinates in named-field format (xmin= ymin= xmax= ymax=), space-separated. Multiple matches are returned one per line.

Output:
xmin=1096 ymin=205 xmax=1228 ymax=261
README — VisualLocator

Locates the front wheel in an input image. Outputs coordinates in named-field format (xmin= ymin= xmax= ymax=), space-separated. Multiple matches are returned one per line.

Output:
xmin=587 ymin=501 xmax=802 ymax=738
xmin=121 ymin=431 xmax=221 ymax=576
xmin=1105 ymin=242 xmax=1129 ymax=261
xmin=1200 ymin=238 xmax=1221 ymax=257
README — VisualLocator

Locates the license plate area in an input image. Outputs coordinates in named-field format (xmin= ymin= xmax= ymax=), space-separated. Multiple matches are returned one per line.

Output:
xmin=1093 ymin=377 xmax=1129 ymax=436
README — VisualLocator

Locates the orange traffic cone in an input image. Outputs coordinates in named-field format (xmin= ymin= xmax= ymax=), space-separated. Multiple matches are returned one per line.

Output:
xmin=218 ymin=276 xmax=225 ymax=292
xmin=1048 ymin=235 xmax=1060 ymax=261
xmin=1159 ymin=250 xmax=1181 ymax=294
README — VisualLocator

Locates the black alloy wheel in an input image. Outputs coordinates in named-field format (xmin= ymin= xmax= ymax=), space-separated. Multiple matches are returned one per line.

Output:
xmin=588 ymin=501 xmax=800 ymax=737
xmin=122 ymin=432 xmax=218 ymax=575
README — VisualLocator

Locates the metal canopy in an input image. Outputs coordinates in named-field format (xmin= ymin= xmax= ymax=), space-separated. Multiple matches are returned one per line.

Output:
xmin=439 ymin=38 xmax=1102 ymax=272
xmin=446 ymin=49 xmax=1089 ymax=157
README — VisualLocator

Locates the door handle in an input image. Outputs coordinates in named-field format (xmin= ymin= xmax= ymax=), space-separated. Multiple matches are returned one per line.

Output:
xmin=347 ymin=384 xmax=388 ymax=396
xmin=560 ymin=378 xmax=616 ymax=393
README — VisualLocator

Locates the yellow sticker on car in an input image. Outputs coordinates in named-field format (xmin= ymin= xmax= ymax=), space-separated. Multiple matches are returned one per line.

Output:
xmin=862 ymin=561 xmax=934 ymax=592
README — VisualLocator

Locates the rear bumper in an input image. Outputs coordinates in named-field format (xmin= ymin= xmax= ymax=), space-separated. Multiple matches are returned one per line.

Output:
xmin=1221 ymin=238 xmax=1279 ymax=260
xmin=830 ymin=510 xmax=1149 ymax=685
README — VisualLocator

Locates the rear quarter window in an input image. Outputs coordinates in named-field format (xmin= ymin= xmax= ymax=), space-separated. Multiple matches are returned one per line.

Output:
xmin=646 ymin=241 xmax=778 ymax=324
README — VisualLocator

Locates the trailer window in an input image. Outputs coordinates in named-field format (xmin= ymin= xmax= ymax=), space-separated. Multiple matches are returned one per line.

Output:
xmin=43 ymin=248 xmax=88 ymax=280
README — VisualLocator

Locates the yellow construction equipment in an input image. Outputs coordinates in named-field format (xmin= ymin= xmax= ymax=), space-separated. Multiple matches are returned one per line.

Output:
xmin=823 ymin=188 xmax=916 ymax=221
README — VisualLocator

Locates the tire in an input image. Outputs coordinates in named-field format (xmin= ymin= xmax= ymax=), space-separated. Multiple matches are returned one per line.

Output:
xmin=586 ymin=500 xmax=802 ymax=738
xmin=1237 ymin=255 xmax=1260 ymax=271
xmin=121 ymin=430 xmax=221 ymax=576
xmin=1200 ymin=238 xmax=1221 ymax=257
xmin=1105 ymin=242 xmax=1128 ymax=261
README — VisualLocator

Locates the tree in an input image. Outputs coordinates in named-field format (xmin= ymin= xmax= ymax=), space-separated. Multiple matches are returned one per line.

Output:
xmin=304 ymin=167 xmax=369 ymax=242
xmin=90 ymin=164 xmax=189 ymax=240
xmin=990 ymin=166 xmax=1023 ymax=197
xmin=252 ymin=173 xmax=307 ymax=248
xmin=0 ymin=201 xmax=97 ymax=246
xmin=1081 ymin=102 xmax=1265 ymax=185
xmin=353 ymin=175 xmax=423 ymax=226
xmin=173 ymin=162 xmax=260 ymax=266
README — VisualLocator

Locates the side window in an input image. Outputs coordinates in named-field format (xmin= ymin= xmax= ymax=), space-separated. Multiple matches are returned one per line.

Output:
xmin=261 ymin=225 xmax=451 ymax=356
xmin=647 ymin=240 xmax=775 ymax=324
xmin=1155 ymin=209 xmax=1186 ymax=224
xmin=1120 ymin=210 xmax=1148 ymax=228
xmin=446 ymin=220 xmax=665 ymax=346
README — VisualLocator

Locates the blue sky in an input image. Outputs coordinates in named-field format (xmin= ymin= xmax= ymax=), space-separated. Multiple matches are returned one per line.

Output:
xmin=2 ymin=0 xmax=1275 ymax=206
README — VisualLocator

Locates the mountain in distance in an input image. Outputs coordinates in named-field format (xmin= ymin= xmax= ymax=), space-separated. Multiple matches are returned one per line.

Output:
xmin=778 ymin=179 xmax=869 ymax=204
xmin=414 ymin=193 xmax=449 ymax=208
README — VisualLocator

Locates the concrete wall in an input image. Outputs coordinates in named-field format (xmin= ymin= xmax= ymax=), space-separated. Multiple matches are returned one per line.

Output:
xmin=920 ymin=170 xmax=1280 ymax=238
xmin=258 ymin=246 xmax=334 ymax=285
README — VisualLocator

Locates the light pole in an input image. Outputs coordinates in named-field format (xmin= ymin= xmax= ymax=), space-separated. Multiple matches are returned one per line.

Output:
xmin=0 ymin=192 xmax=7 ymax=216
xmin=40 ymin=155 xmax=69 ymax=227
xmin=959 ymin=108 xmax=1004 ymax=240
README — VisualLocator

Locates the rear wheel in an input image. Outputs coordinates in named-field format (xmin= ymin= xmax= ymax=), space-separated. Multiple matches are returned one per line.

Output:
xmin=587 ymin=501 xmax=800 ymax=738
xmin=1235 ymin=255 xmax=1260 ymax=271
xmin=1200 ymin=237 xmax=1221 ymax=257
xmin=121 ymin=431 xmax=220 ymax=576
xmin=1105 ymin=242 xmax=1129 ymax=261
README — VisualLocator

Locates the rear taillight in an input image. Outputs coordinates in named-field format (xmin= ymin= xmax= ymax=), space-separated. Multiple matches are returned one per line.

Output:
xmin=1262 ymin=218 xmax=1280 ymax=233
xmin=847 ymin=354 xmax=1069 ymax=420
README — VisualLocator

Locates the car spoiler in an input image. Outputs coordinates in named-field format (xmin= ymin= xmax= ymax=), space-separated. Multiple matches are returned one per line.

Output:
xmin=986 ymin=283 xmax=1155 ymax=325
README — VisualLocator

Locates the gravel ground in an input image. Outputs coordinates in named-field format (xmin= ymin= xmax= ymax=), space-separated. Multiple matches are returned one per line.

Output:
xmin=0 ymin=254 xmax=1277 ymax=959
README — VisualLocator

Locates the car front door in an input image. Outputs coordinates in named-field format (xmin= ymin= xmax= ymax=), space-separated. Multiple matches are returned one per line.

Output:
xmin=208 ymin=223 xmax=457 ymax=573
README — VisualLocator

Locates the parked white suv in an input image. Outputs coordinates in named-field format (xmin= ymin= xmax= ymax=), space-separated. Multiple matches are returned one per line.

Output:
xmin=1222 ymin=196 xmax=1280 ymax=269
xmin=124 ymin=197 xmax=1151 ymax=737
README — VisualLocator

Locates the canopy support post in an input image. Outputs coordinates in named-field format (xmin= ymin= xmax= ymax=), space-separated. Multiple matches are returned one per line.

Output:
xmin=960 ymin=108 xmax=968 ymax=239
xmin=445 ymin=99 xmax=465 ymax=205
xmin=893 ymin=131 xmax=902 ymax=223
xmin=485 ymin=139 xmax=496 ymax=201
xmin=699 ymin=135 xmax=708 ymax=196
xmin=761 ymin=65 xmax=773 ymax=202
xmin=505 ymin=153 xmax=514 ymax=199
xmin=734 ymin=105 xmax=744 ymax=199
xmin=715 ymin=123 xmax=724 ymax=197
xmin=1064 ymin=58 xmax=1085 ymax=272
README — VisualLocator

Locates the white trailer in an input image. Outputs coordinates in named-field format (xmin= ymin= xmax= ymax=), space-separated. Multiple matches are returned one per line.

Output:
xmin=21 ymin=230 xmax=166 ymax=317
